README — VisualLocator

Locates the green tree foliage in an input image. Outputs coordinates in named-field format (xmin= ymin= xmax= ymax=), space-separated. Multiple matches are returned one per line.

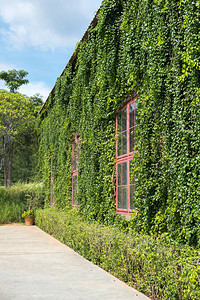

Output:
xmin=29 ymin=94 xmax=43 ymax=113
xmin=0 ymin=90 xmax=36 ymax=187
xmin=0 ymin=69 xmax=29 ymax=93
xmin=39 ymin=0 xmax=200 ymax=247
xmin=10 ymin=129 xmax=40 ymax=184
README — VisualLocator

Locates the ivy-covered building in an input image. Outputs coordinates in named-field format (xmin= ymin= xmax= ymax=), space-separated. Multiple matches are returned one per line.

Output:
xmin=39 ymin=0 xmax=200 ymax=246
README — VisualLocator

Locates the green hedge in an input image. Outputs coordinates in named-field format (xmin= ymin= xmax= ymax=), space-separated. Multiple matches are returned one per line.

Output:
xmin=36 ymin=208 xmax=200 ymax=300
xmin=0 ymin=182 xmax=44 ymax=224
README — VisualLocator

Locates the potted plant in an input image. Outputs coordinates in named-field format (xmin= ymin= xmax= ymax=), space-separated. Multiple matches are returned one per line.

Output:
xmin=22 ymin=209 xmax=35 ymax=226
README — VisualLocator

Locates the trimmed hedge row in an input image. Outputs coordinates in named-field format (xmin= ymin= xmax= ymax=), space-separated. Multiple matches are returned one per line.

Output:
xmin=36 ymin=208 xmax=200 ymax=300
xmin=0 ymin=183 xmax=43 ymax=224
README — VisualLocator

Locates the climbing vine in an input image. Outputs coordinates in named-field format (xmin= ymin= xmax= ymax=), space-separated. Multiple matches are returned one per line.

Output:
xmin=39 ymin=0 xmax=200 ymax=247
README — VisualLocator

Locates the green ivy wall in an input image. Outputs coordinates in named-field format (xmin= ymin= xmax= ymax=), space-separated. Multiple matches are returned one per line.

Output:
xmin=39 ymin=0 xmax=200 ymax=246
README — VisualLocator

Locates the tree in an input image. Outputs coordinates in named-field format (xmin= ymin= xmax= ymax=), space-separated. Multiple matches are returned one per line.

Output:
xmin=11 ymin=94 xmax=43 ymax=184
xmin=0 ymin=93 xmax=43 ymax=186
xmin=0 ymin=90 xmax=35 ymax=187
xmin=0 ymin=69 xmax=28 ymax=93
xmin=29 ymin=94 xmax=44 ymax=115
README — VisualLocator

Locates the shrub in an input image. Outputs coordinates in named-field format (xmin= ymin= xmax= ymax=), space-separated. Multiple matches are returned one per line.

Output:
xmin=21 ymin=209 xmax=35 ymax=218
xmin=36 ymin=208 xmax=200 ymax=300
xmin=0 ymin=182 xmax=44 ymax=224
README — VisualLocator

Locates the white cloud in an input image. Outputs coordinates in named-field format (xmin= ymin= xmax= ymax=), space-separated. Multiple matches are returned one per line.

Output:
xmin=0 ymin=79 xmax=50 ymax=100
xmin=18 ymin=81 xmax=50 ymax=100
xmin=0 ymin=0 xmax=102 ymax=50
xmin=0 ymin=82 xmax=6 ymax=90
xmin=0 ymin=62 xmax=15 ymax=72
xmin=0 ymin=62 xmax=50 ymax=99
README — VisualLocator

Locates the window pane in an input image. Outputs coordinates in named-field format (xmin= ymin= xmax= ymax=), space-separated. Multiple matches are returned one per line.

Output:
xmin=118 ymin=162 xmax=127 ymax=186
xmin=117 ymin=133 xmax=121 ymax=156
xmin=117 ymin=186 xmax=127 ymax=209
xmin=122 ymin=132 xmax=127 ymax=155
xmin=122 ymin=108 xmax=127 ymax=132
xmin=130 ymin=184 xmax=135 ymax=210
xmin=117 ymin=132 xmax=127 ymax=156
xmin=135 ymin=101 xmax=138 ymax=121
xmin=72 ymin=175 xmax=78 ymax=205
xmin=135 ymin=100 xmax=137 ymax=109
xmin=129 ymin=128 xmax=135 ymax=152
xmin=73 ymin=143 xmax=78 ymax=171
xmin=73 ymin=154 xmax=77 ymax=171
xmin=129 ymin=103 xmax=135 ymax=128
xmin=129 ymin=160 xmax=134 ymax=184
xmin=117 ymin=112 xmax=122 ymax=133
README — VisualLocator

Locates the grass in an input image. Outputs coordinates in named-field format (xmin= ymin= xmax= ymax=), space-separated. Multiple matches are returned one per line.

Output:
xmin=0 ymin=182 xmax=43 ymax=224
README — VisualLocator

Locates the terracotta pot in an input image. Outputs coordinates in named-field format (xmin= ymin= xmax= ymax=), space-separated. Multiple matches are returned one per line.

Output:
xmin=24 ymin=216 xmax=35 ymax=226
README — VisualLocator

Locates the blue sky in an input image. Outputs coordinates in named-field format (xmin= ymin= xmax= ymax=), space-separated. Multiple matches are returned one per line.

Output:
xmin=0 ymin=0 xmax=102 ymax=101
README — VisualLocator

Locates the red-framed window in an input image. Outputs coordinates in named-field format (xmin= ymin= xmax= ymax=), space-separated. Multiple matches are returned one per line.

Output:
xmin=72 ymin=135 xmax=79 ymax=207
xmin=116 ymin=98 xmax=137 ymax=214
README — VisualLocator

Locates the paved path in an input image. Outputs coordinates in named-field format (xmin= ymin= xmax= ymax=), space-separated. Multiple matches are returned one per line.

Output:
xmin=0 ymin=225 xmax=150 ymax=300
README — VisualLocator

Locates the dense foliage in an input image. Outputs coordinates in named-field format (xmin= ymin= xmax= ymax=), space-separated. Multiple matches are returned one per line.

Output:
xmin=0 ymin=183 xmax=44 ymax=224
xmin=36 ymin=209 xmax=200 ymax=300
xmin=39 ymin=0 xmax=200 ymax=246
xmin=0 ymin=90 xmax=43 ymax=186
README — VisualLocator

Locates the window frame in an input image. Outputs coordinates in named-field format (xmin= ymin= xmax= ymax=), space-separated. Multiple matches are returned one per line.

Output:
xmin=116 ymin=97 xmax=137 ymax=215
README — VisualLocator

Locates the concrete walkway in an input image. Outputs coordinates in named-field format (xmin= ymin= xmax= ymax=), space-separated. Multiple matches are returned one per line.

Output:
xmin=0 ymin=225 xmax=150 ymax=300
